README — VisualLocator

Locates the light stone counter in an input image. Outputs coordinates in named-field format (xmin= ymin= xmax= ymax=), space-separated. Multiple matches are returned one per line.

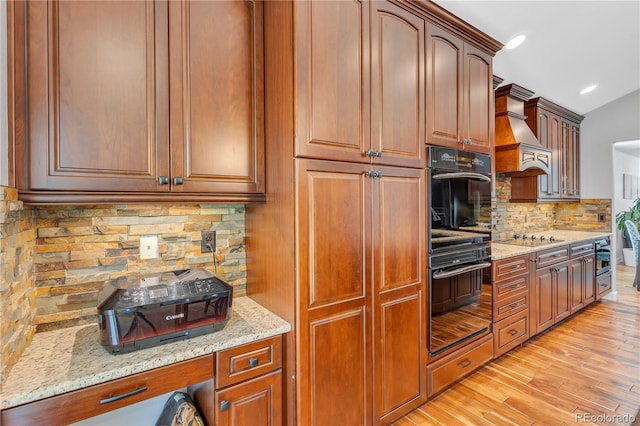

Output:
xmin=1 ymin=296 xmax=291 ymax=410
xmin=491 ymin=230 xmax=611 ymax=261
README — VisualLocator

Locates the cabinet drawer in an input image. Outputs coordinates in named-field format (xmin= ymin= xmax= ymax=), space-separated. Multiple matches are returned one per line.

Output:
xmin=492 ymin=255 xmax=529 ymax=281
xmin=596 ymin=272 xmax=612 ymax=300
xmin=494 ymin=274 xmax=529 ymax=302
xmin=534 ymin=245 xmax=570 ymax=269
xmin=494 ymin=311 xmax=529 ymax=357
xmin=1 ymin=355 xmax=213 ymax=426
xmin=216 ymin=336 xmax=282 ymax=389
xmin=570 ymin=241 xmax=594 ymax=258
xmin=427 ymin=335 xmax=493 ymax=398
xmin=493 ymin=291 xmax=529 ymax=322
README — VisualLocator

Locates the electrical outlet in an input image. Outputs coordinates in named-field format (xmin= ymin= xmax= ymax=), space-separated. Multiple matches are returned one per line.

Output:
xmin=140 ymin=235 xmax=159 ymax=259
xmin=201 ymin=230 xmax=216 ymax=253
xmin=597 ymin=212 xmax=606 ymax=223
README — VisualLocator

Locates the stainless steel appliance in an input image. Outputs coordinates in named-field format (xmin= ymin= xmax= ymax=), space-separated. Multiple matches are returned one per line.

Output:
xmin=98 ymin=269 xmax=233 ymax=354
xmin=428 ymin=147 xmax=492 ymax=357
xmin=595 ymin=237 xmax=611 ymax=276
xmin=497 ymin=233 xmax=564 ymax=247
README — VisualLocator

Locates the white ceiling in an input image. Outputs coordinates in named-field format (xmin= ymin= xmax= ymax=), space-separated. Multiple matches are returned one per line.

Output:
xmin=432 ymin=0 xmax=640 ymax=116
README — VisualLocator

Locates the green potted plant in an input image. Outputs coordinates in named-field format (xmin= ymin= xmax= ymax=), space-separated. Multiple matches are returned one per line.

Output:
xmin=616 ymin=198 xmax=640 ymax=265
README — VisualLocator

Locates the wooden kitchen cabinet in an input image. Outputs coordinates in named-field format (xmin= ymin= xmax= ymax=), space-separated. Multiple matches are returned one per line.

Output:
xmin=193 ymin=336 xmax=284 ymax=426
xmin=514 ymin=97 xmax=584 ymax=202
xmin=532 ymin=248 xmax=570 ymax=335
xmin=295 ymin=159 xmax=426 ymax=425
xmin=531 ymin=241 xmax=597 ymax=336
xmin=491 ymin=254 xmax=530 ymax=357
xmin=569 ymin=241 xmax=596 ymax=313
xmin=426 ymin=334 xmax=493 ymax=398
xmin=294 ymin=0 xmax=425 ymax=168
xmin=426 ymin=22 xmax=493 ymax=154
xmin=249 ymin=1 xmax=499 ymax=424
xmin=13 ymin=0 xmax=264 ymax=204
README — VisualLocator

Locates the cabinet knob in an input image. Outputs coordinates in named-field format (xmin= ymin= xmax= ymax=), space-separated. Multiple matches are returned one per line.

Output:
xmin=375 ymin=150 xmax=382 ymax=158
xmin=173 ymin=176 xmax=184 ymax=185
xmin=220 ymin=400 xmax=230 ymax=412
xmin=158 ymin=176 xmax=169 ymax=185
xmin=365 ymin=149 xmax=375 ymax=157
xmin=249 ymin=357 xmax=259 ymax=368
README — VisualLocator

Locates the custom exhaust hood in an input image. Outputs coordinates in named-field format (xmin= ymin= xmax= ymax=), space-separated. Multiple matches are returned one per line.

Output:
xmin=494 ymin=83 xmax=551 ymax=176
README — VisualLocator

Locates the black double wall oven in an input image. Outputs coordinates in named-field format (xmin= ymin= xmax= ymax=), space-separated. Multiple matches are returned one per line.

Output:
xmin=428 ymin=147 xmax=492 ymax=357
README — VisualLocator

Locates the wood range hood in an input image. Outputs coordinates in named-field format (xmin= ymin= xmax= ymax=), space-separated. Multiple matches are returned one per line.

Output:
xmin=494 ymin=83 xmax=551 ymax=176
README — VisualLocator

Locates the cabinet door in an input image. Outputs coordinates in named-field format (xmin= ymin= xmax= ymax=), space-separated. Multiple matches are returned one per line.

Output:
xmin=215 ymin=370 xmax=282 ymax=426
xmin=370 ymin=1 xmax=425 ymax=168
xmin=296 ymin=159 xmax=371 ymax=426
xmin=426 ymin=23 xmax=463 ymax=149
xmin=583 ymin=255 xmax=596 ymax=304
xmin=169 ymin=0 xmax=264 ymax=194
xmin=545 ymin=114 xmax=563 ymax=199
xmin=554 ymin=262 xmax=571 ymax=322
xmin=569 ymin=258 xmax=584 ymax=313
xmin=294 ymin=0 xmax=370 ymax=163
xmin=535 ymin=109 xmax=553 ymax=197
xmin=463 ymin=43 xmax=493 ymax=154
xmin=534 ymin=268 xmax=554 ymax=333
xmin=372 ymin=166 xmax=426 ymax=422
xmin=563 ymin=120 xmax=580 ymax=199
xmin=22 ymin=1 xmax=169 ymax=192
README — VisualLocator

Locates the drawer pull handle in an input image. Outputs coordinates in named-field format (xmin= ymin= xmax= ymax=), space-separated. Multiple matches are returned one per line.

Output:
xmin=508 ymin=329 xmax=519 ymax=336
xmin=508 ymin=302 xmax=520 ymax=311
xmin=158 ymin=176 xmax=169 ymax=185
xmin=249 ymin=357 xmax=259 ymax=368
xmin=220 ymin=400 xmax=230 ymax=412
xmin=100 ymin=386 xmax=148 ymax=404
xmin=459 ymin=359 xmax=473 ymax=368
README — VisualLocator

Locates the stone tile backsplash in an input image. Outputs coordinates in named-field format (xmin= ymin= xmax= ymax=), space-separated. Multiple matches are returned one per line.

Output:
xmin=0 ymin=194 xmax=247 ymax=381
xmin=493 ymin=175 xmax=612 ymax=241
xmin=1 ymin=187 xmax=37 ymax=382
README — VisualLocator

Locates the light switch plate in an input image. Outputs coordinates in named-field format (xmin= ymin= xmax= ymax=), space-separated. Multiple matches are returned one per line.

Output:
xmin=140 ymin=235 xmax=159 ymax=260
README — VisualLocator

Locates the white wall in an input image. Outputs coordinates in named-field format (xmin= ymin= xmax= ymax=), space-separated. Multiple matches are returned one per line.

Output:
xmin=581 ymin=90 xmax=640 ymax=199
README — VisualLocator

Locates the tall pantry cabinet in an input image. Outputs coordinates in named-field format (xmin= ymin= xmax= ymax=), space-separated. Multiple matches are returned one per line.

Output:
xmin=247 ymin=1 xmax=500 ymax=425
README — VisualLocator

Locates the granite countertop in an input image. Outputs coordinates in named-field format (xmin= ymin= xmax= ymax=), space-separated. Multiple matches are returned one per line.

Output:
xmin=491 ymin=230 xmax=611 ymax=260
xmin=1 ymin=296 xmax=291 ymax=410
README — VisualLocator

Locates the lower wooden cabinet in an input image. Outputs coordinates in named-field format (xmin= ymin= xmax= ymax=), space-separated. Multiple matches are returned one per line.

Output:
xmin=491 ymin=254 xmax=530 ymax=357
xmin=214 ymin=370 xmax=282 ymax=426
xmin=426 ymin=334 xmax=493 ymax=398
xmin=194 ymin=336 xmax=284 ymax=426
xmin=494 ymin=311 xmax=529 ymax=357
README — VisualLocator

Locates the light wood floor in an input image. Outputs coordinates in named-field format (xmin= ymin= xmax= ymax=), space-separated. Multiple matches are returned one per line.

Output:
xmin=394 ymin=265 xmax=640 ymax=426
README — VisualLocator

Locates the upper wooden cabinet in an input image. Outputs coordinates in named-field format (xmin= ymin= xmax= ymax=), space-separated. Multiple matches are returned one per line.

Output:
xmin=294 ymin=0 xmax=425 ymax=168
xmin=13 ymin=0 xmax=264 ymax=203
xmin=426 ymin=23 xmax=494 ymax=154
xmin=513 ymin=97 xmax=584 ymax=202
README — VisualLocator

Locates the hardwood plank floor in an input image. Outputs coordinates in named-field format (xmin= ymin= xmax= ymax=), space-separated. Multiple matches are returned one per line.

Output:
xmin=395 ymin=265 xmax=640 ymax=426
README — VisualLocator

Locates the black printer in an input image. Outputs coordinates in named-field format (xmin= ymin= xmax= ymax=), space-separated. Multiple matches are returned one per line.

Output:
xmin=97 ymin=269 xmax=233 ymax=354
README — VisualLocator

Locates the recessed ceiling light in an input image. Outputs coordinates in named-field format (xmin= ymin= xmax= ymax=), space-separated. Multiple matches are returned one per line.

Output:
xmin=580 ymin=84 xmax=598 ymax=95
xmin=505 ymin=35 xmax=526 ymax=50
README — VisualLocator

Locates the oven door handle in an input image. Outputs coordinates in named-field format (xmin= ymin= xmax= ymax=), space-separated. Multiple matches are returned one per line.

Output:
xmin=432 ymin=172 xmax=491 ymax=182
xmin=432 ymin=262 xmax=492 ymax=279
